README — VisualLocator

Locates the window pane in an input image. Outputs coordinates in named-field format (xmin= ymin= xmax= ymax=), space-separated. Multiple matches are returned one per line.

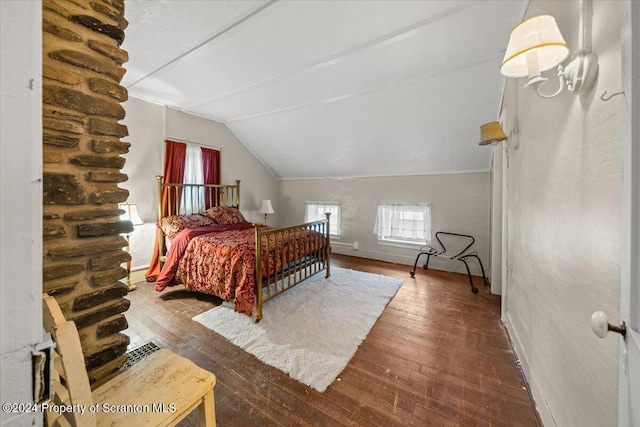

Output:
xmin=180 ymin=143 xmax=205 ymax=214
xmin=374 ymin=204 xmax=431 ymax=244
xmin=305 ymin=202 xmax=341 ymax=236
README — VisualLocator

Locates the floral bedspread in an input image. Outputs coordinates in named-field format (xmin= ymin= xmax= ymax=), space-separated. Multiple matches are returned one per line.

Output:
xmin=158 ymin=224 xmax=326 ymax=316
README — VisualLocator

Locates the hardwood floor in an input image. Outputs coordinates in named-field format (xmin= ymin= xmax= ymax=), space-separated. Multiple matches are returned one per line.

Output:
xmin=124 ymin=254 xmax=540 ymax=426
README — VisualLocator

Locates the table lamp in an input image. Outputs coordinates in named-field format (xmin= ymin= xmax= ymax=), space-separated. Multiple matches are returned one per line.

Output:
xmin=259 ymin=200 xmax=275 ymax=225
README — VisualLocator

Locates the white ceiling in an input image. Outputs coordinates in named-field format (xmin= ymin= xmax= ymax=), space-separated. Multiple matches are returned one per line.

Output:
xmin=122 ymin=0 xmax=526 ymax=179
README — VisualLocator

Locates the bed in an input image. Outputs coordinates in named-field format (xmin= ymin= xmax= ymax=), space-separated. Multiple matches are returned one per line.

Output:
xmin=153 ymin=176 xmax=331 ymax=322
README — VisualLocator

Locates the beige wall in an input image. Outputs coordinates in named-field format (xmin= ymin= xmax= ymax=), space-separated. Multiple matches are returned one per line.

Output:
xmin=490 ymin=145 xmax=504 ymax=295
xmin=122 ymin=95 xmax=491 ymax=279
xmin=279 ymin=173 xmax=490 ymax=277
xmin=121 ymin=97 xmax=278 ymax=270
xmin=497 ymin=1 xmax=621 ymax=425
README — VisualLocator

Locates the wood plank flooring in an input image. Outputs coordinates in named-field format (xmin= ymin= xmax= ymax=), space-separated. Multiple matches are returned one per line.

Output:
xmin=123 ymin=254 xmax=540 ymax=426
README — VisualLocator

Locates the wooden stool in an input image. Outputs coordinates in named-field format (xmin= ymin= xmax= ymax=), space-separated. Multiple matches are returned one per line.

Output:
xmin=43 ymin=294 xmax=216 ymax=426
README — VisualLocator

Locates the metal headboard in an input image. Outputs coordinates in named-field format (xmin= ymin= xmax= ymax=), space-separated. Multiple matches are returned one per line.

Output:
xmin=155 ymin=175 xmax=240 ymax=218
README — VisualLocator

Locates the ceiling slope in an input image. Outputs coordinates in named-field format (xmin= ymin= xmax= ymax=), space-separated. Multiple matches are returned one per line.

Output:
xmin=123 ymin=0 xmax=526 ymax=179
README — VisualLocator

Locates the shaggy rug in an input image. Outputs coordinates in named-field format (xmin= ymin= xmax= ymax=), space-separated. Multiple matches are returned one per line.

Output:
xmin=192 ymin=266 xmax=402 ymax=392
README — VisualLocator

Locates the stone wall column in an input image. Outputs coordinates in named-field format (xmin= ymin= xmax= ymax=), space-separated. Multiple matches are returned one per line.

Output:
xmin=42 ymin=0 xmax=132 ymax=386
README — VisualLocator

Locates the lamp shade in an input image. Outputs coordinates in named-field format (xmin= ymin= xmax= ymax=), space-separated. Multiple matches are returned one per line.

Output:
xmin=119 ymin=203 xmax=143 ymax=226
xmin=479 ymin=121 xmax=508 ymax=146
xmin=259 ymin=200 xmax=275 ymax=215
xmin=501 ymin=15 xmax=570 ymax=78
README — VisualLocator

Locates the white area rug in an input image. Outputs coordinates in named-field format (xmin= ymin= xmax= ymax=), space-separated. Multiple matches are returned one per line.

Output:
xmin=193 ymin=267 xmax=402 ymax=392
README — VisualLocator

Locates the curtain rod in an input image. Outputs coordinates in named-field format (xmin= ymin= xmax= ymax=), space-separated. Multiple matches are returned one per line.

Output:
xmin=164 ymin=136 xmax=222 ymax=152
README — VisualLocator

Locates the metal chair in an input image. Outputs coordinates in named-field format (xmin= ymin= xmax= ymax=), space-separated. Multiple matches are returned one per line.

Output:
xmin=409 ymin=231 xmax=489 ymax=294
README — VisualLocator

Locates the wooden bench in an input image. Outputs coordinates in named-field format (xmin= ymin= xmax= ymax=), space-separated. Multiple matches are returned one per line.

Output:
xmin=42 ymin=294 xmax=216 ymax=426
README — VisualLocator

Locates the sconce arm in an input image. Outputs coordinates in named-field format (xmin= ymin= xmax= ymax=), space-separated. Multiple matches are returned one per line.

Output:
xmin=536 ymin=65 xmax=566 ymax=98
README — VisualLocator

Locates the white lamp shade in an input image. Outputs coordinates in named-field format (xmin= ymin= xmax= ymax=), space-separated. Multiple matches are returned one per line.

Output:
xmin=501 ymin=15 xmax=570 ymax=78
xmin=259 ymin=199 xmax=275 ymax=215
xmin=119 ymin=203 xmax=143 ymax=226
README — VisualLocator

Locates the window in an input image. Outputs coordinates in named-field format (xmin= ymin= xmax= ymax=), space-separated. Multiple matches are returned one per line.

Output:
xmin=373 ymin=203 xmax=431 ymax=246
xmin=180 ymin=143 xmax=205 ymax=213
xmin=305 ymin=202 xmax=341 ymax=237
xmin=166 ymin=141 xmax=220 ymax=215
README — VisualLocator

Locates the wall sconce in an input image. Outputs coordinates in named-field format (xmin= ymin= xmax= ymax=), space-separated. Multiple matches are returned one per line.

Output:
xmin=479 ymin=121 xmax=508 ymax=146
xmin=500 ymin=2 xmax=598 ymax=98
xmin=259 ymin=199 xmax=275 ymax=225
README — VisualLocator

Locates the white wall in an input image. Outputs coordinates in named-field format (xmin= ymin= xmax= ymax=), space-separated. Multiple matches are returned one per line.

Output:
xmin=119 ymin=97 xmax=163 ymax=271
xmin=121 ymin=97 xmax=279 ymax=270
xmin=490 ymin=145 xmax=503 ymax=295
xmin=278 ymin=173 xmax=490 ymax=277
xmin=498 ymin=1 xmax=621 ymax=426
xmin=0 ymin=1 xmax=43 ymax=426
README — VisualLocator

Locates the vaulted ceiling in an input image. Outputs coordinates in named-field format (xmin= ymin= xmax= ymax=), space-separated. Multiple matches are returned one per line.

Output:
xmin=122 ymin=0 xmax=526 ymax=179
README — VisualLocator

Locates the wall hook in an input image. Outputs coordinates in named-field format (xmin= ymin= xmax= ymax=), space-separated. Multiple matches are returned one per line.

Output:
xmin=600 ymin=91 xmax=623 ymax=101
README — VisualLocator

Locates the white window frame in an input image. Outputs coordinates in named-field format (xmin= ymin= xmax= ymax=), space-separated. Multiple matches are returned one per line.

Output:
xmin=373 ymin=203 xmax=431 ymax=247
xmin=304 ymin=201 xmax=341 ymax=238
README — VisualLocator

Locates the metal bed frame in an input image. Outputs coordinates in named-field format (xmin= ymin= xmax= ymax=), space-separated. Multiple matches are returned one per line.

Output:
xmin=155 ymin=175 xmax=331 ymax=322
xmin=409 ymin=231 xmax=488 ymax=293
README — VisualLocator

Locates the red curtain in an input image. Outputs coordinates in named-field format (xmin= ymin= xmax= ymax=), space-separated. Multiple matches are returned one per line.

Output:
xmin=201 ymin=147 xmax=221 ymax=208
xmin=145 ymin=140 xmax=187 ymax=281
